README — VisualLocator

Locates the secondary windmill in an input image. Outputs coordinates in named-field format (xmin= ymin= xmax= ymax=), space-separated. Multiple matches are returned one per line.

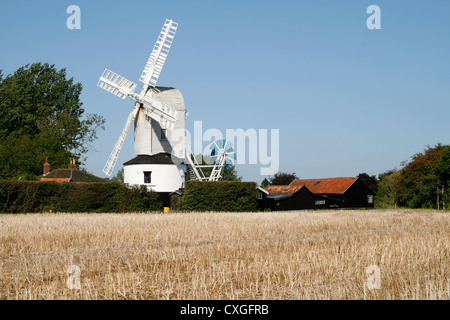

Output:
xmin=98 ymin=19 xmax=187 ymax=192
xmin=186 ymin=140 xmax=237 ymax=181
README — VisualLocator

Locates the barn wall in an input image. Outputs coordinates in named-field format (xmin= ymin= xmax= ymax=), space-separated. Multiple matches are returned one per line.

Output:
xmin=270 ymin=188 xmax=316 ymax=211
xmin=343 ymin=179 xmax=375 ymax=208
xmin=256 ymin=191 xmax=268 ymax=211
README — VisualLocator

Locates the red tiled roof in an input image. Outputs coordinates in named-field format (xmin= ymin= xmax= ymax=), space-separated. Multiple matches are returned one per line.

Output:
xmin=265 ymin=185 xmax=304 ymax=194
xmin=289 ymin=177 xmax=358 ymax=194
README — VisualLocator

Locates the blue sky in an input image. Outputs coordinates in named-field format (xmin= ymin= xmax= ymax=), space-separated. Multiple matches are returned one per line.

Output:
xmin=1 ymin=1 xmax=449 ymax=184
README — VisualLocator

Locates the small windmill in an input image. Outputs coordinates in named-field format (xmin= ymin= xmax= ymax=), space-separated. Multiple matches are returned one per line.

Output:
xmin=186 ymin=139 xmax=236 ymax=181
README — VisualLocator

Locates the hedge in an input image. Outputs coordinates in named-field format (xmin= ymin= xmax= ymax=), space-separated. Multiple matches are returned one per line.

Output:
xmin=0 ymin=181 xmax=162 ymax=213
xmin=182 ymin=181 xmax=259 ymax=212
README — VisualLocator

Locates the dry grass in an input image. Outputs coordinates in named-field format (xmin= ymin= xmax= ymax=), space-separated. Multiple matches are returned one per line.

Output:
xmin=0 ymin=209 xmax=449 ymax=300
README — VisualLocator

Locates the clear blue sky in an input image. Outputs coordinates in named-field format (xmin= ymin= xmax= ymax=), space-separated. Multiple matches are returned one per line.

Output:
xmin=1 ymin=1 xmax=449 ymax=184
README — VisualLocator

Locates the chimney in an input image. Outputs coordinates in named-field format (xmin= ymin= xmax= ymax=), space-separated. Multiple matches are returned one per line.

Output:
xmin=43 ymin=157 xmax=50 ymax=175
xmin=68 ymin=157 xmax=77 ymax=170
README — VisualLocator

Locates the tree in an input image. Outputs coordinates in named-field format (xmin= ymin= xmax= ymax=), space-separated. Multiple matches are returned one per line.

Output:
xmin=0 ymin=63 xmax=105 ymax=179
xmin=357 ymin=172 xmax=379 ymax=193
xmin=260 ymin=178 xmax=270 ymax=189
xmin=435 ymin=146 xmax=450 ymax=185
xmin=435 ymin=146 xmax=450 ymax=209
xmin=220 ymin=165 xmax=242 ymax=181
xmin=396 ymin=144 xmax=446 ymax=208
xmin=111 ymin=168 xmax=124 ymax=183
xmin=376 ymin=169 xmax=401 ymax=208
xmin=268 ymin=172 xmax=298 ymax=185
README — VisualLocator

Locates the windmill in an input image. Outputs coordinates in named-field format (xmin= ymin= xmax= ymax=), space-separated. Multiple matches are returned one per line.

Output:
xmin=186 ymin=139 xmax=236 ymax=181
xmin=98 ymin=19 xmax=236 ymax=192
xmin=98 ymin=19 xmax=187 ymax=192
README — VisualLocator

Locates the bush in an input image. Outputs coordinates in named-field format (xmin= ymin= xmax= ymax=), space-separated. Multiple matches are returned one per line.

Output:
xmin=181 ymin=181 xmax=259 ymax=212
xmin=0 ymin=181 xmax=162 ymax=213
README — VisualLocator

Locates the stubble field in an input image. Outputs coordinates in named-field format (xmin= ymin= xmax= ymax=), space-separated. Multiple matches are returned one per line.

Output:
xmin=0 ymin=209 xmax=448 ymax=299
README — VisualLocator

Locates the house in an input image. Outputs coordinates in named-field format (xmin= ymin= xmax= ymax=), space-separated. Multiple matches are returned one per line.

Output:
xmin=39 ymin=157 xmax=105 ymax=183
xmin=260 ymin=177 xmax=375 ymax=211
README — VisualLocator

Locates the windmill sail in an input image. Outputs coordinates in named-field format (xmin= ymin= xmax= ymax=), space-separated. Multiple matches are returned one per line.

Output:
xmin=140 ymin=19 xmax=178 ymax=87
xmin=103 ymin=105 xmax=140 ymax=176
xmin=98 ymin=69 xmax=137 ymax=99
xmin=141 ymin=95 xmax=178 ymax=130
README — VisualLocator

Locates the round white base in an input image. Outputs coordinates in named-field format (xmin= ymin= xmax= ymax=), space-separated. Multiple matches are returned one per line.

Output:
xmin=124 ymin=163 xmax=186 ymax=193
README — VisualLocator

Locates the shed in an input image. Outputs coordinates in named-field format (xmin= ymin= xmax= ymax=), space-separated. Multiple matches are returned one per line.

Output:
xmin=264 ymin=185 xmax=326 ymax=211
xmin=289 ymin=177 xmax=375 ymax=208
xmin=263 ymin=177 xmax=375 ymax=211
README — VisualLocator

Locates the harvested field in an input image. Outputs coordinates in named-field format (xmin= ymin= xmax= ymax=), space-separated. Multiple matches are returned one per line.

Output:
xmin=0 ymin=210 xmax=448 ymax=299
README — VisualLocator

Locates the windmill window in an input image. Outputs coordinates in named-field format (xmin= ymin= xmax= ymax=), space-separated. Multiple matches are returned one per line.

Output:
xmin=314 ymin=181 xmax=322 ymax=186
xmin=256 ymin=192 xmax=262 ymax=200
xmin=315 ymin=200 xmax=326 ymax=205
xmin=367 ymin=195 xmax=374 ymax=204
xmin=160 ymin=129 xmax=167 ymax=140
xmin=144 ymin=171 xmax=152 ymax=184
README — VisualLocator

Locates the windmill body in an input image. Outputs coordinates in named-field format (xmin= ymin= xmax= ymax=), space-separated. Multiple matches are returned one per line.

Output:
xmin=125 ymin=86 xmax=186 ymax=192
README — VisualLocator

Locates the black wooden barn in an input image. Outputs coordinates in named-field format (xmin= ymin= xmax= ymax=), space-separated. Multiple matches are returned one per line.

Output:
xmin=258 ymin=177 xmax=375 ymax=211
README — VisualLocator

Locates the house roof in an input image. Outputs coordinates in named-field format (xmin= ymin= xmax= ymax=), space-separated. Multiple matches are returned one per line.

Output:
xmin=256 ymin=187 xmax=269 ymax=194
xmin=40 ymin=168 xmax=105 ymax=183
xmin=289 ymin=177 xmax=358 ymax=194
xmin=123 ymin=153 xmax=184 ymax=166
xmin=265 ymin=185 xmax=304 ymax=194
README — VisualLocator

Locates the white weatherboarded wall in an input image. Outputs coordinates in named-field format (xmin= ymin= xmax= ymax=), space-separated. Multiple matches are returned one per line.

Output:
xmin=124 ymin=163 xmax=186 ymax=192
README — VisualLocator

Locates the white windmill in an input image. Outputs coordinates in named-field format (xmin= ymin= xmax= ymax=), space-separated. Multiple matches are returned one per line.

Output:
xmin=98 ymin=19 xmax=237 ymax=193
xmin=186 ymin=140 xmax=237 ymax=181
xmin=98 ymin=19 xmax=187 ymax=193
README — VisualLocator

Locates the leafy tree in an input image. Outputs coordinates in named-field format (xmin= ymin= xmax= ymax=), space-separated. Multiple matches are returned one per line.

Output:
xmin=435 ymin=146 xmax=450 ymax=185
xmin=111 ymin=168 xmax=124 ymax=183
xmin=396 ymin=144 xmax=446 ymax=208
xmin=357 ymin=172 xmax=379 ymax=193
xmin=435 ymin=146 xmax=450 ymax=209
xmin=220 ymin=164 xmax=242 ymax=181
xmin=260 ymin=178 xmax=270 ymax=189
xmin=268 ymin=172 xmax=298 ymax=185
xmin=375 ymin=169 xmax=401 ymax=208
xmin=0 ymin=63 xmax=105 ymax=179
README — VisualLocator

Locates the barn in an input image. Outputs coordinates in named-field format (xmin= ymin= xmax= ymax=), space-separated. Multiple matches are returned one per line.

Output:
xmin=260 ymin=177 xmax=375 ymax=211
xmin=262 ymin=185 xmax=327 ymax=211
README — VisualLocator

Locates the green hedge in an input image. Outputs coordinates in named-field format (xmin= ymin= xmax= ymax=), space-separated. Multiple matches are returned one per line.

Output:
xmin=182 ymin=181 xmax=259 ymax=212
xmin=0 ymin=181 xmax=162 ymax=213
